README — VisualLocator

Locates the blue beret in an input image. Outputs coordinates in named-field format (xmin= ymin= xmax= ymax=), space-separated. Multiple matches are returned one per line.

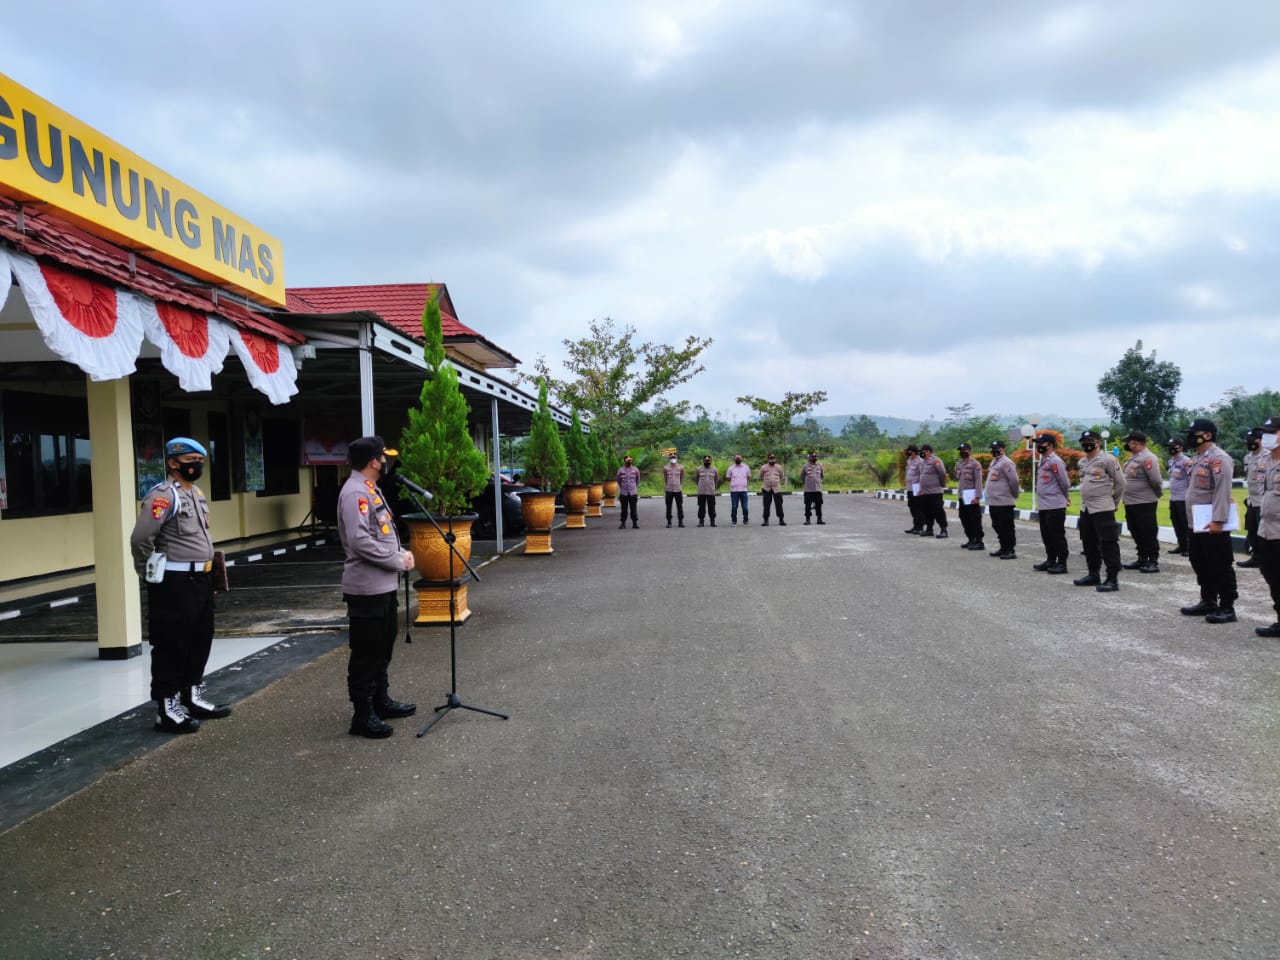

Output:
xmin=165 ymin=437 xmax=208 ymax=458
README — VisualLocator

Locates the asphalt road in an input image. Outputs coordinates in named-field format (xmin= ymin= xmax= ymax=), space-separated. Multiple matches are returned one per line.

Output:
xmin=2 ymin=495 xmax=1278 ymax=960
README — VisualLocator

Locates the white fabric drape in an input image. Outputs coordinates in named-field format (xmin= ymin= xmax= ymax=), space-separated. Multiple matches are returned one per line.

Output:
xmin=8 ymin=251 xmax=144 ymax=382
xmin=229 ymin=326 xmax=299 ymax=406
xmin=136 ymin=295 xmax=232 ymax=392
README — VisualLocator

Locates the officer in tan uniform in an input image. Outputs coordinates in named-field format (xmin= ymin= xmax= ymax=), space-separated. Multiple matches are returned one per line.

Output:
xmin=1073 ymin=431 xmax=1125 ymax=592
xmin=1120 ymin=431 xmax=1163 ymax=572
xmin=338 ymin=436 xmax=417 ymax=738
xmin=663 ymin=453 xmax=686 ymax=528
xmin=801 ymin=451 xmax=826 ymax=525
xmin=695 ymin=455 xmax=719 ymax=527
xmin=758 ymin=453 xmax=786 ymax=526
xmin=1166 ymin=438 xmax=1192 ymax=555
xmin=1240 ymin=428 xmax=1265 ymax=568
xmin=130 ymin=437 xmax=230 ymax=734
xmin=953 ymin=443 xmax=984 ymax=549
xmin=1178 ymin=419 xmax=1239 ymax=624
xmin=983 ymin=440 xmax=1020 ymax=558
xmin=1253 ymin=415 xmax=1280 ymax=637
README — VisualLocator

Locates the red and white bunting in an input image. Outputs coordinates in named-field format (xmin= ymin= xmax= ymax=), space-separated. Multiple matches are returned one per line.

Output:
xmin=8 ymin=252 xmax=144 ymax=382
xmin=136 ymin=295 xmax=231 ymax=393
xmin=0 ymin=247 xmax=11 ymax=310
xmin=229 ymin=325 xmax=299 ymax=406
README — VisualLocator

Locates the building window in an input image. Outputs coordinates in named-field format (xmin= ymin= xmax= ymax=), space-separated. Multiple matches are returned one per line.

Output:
xmin=256 ymin=417 xmax=300 ymax=497
xmin=1 ymin=391 xmax=93 ymax=518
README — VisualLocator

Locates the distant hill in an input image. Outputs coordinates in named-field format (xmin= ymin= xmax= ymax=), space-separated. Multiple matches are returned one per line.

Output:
xmin=803 ymin=414 xmax=1092 ymax=437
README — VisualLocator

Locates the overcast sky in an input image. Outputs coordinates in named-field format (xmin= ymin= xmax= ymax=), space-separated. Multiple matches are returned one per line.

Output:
xmin=5 ymin=1 xmax=1280 ymax=425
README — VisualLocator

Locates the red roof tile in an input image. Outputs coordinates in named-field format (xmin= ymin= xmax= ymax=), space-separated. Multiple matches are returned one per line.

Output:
xmin=288 ymin=282 xmax=518 ymax=366
xmin=0 ymin=200 xmax=303 ymax=346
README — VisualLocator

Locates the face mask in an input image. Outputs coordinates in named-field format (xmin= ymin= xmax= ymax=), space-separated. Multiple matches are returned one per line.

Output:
xmin=959 ymin=451 xmax=969 ymax=458
xmin=1186 ymin=434 xmax=1205 ymax=448
xmin=625 ymin=461 xmax=633 ymax=467
xmin=768 ymin=460 xmax=777 ymax=465
xmin=1035 ymin=446 xmax=1048 ymax=455
xmin=1262 ymin=433 xmax=1278 ymax=451
xmin=704 ymin=460 xmax=712 ymax=466
xmin=670 ymin=458 xmax=677 ymax=464
xmin=1081 ymin=443 xmax=1096 ymax=453
xmin=380 ymin=460 xmax=395 ymax=482
xmin=177 ymin=461 xmax=204 ymax=482
xmin=734 ymin=458 xmax=742 ymax=464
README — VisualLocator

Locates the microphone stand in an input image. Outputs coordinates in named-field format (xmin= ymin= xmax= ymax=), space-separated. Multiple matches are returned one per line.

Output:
xmin=393 ymin=477 xmax=508 ymax=736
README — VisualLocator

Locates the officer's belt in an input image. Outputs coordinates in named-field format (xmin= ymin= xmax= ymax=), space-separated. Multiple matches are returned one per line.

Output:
xmin=165 ymin=560 xmax=213 ymax=573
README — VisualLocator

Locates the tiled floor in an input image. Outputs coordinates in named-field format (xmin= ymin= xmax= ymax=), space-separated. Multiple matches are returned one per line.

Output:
xmin=0 ymin=636 xmax=283 ymax=769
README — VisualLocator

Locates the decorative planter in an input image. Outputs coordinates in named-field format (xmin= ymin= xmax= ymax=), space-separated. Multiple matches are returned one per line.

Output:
xmin=602 ymin=479 xmax=619 ymax=507
xmin=586 ymin=482 xmax=605 ymax=517
xmin=563 ymin=484 xmax=589 ymax=529
xmin=517 ymin=490 xmax=558 ymax=555
xmin=405 ymin=513 xmax=477 ymax=625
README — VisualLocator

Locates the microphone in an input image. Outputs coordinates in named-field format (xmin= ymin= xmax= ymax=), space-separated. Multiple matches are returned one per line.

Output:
xmin=393 ymin=473 xmax=433 ymax=501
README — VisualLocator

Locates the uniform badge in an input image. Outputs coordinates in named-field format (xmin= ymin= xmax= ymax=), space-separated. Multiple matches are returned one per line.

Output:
xmin=381 ymin=524 xmax=390 ymax=534
xmin=358 ymin=497 xmax=370 ymax=515
xmin=1211 ymin=460 xmax=1222 ymax=475
xmin=151 ymin=496 xmax=170 ymax=519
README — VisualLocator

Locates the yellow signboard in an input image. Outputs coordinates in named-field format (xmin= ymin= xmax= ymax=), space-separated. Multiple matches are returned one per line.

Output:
xmin=0 ymin=73 xmax=285 ymax=306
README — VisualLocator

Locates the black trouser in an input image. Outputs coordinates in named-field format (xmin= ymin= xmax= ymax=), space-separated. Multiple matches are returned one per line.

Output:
xmin=1125 ymin=501 xmax=1159 ymax=562
xmin=803 ymin=491 xmax=823 ymax=521
xmin=345 ymin=590 xmax=398 ymax=704
xmin=1169 ymin=499 xmax=1189 ymax=551
xmin=697 ymin=494 xmax=716 ymax=524
xmin=1038 ymin=507 xmax=1068 ymax=565
xmin=1080 ymin=509 xmax=1121 ymax=580
xmin=665 ymin=491 xmax=684 ymax=524
xmin=906 ymin=491 xmax=922 ymax=529
xmin=988 ymin=505 xmax=1016 ymax=552
xmin=1245 ymin=503 xmax=1261 ymax=556
xmin=1258 ymin=538 xmax=1280 ymax=619
xmin=920 ymin=493 xmax=946 ymax=532
xmin=147 ymin=572 xmax=215 ymax=700
xmin=619 ymin=494 xmax=638 ymax=525
xmin=1188 ymin=532 xmax=1238 ymax=608
xmin=958 ymin=500 xmax=984 ymax=542
xmin=761 ymin=490 xmax=784 ymax=522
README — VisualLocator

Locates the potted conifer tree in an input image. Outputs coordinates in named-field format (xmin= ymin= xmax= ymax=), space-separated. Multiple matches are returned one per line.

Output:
xmin=518 ymin=378 xmax=567 ymax=555
xmin=600 ymin=427 xmax=620 ymax=507
xmin=585 ymin=427 xmax=606 ymax=518
xmin=562 ymin=408 xmax=591 ymax=529
xmin=398 ymin=290 xmax=489 ymax=624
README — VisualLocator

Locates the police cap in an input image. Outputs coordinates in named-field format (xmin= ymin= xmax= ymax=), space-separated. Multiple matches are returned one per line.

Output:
xmin=348 ymin=435 xmax=391 ymax=469
xmin=165 ymin=437 xmax=207 ymax=458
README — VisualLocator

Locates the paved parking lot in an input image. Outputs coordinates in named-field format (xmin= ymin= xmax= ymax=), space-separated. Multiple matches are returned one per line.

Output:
xmin=2 ymin=495 xmax=1278 ymax=960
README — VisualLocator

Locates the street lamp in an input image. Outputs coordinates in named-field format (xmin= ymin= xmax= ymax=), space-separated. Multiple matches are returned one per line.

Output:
xmin=1101 ymin=429 xmax=1111 ymax=457
xmin=1025 ymin=413 xmax=1041 ymax=513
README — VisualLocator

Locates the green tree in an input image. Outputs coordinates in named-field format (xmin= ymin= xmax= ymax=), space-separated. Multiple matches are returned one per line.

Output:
xmin=841 ymin=415 xmax=885 ymax=446
xmin=398 ymin=291 xmax=489 ymax=516
xmin=563 ymin=408 xmax=591 ymax=484
xmin=522 ymin=378 xmax=567 ymax=491
xmin=736 ymin=390 xmax=828 ymax=463
xmin=532 ymin=318 xmax=713 ymax=458
xmin=1096 ymin=340 xmax=1183 ymax=436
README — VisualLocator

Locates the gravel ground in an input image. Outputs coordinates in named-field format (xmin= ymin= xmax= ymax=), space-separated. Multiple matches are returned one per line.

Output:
xmin=1 ymin=495 xmax=1278 ymax=960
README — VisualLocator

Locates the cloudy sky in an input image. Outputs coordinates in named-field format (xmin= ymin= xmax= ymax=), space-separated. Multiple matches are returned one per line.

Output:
xmin=5 ymin=1 xmax=1280 ymax=424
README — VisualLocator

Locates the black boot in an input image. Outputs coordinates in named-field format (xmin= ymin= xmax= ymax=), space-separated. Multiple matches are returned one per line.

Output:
xmin=374 ymin=693 xmax=417 ymax=718
xmin=183 ymin=684 xmax=231 ymax=719
xmin=1073 ymin=573 xmax=1101 ymax=587
xmin=155 ymin=695 xmax=200 ymax=734
xmin=1095 ymin=579 xmax=1119 ymax=593
xmin=1205 ymin=608 xmax=1237 ymax=624
xmin=1180 ymin=600 xmax=1216 ymax=617
xmin=349 ymin=700 xmax=393 ymax=738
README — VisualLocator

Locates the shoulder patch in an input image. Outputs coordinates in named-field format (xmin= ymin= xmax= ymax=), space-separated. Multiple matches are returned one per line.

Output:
xmin=358 ymin=497 xmax=370 ymax=515
xmin=151 ymin=496 xmax=171 ymax=520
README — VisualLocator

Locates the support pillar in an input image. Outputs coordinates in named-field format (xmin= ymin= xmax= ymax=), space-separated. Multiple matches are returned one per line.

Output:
xmin=87 ymin=377 xmax=142 ymax=659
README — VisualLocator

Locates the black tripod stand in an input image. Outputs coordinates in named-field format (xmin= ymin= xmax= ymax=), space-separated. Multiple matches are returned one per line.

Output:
xmin=394 ymin=477 xmax=508 ymax=736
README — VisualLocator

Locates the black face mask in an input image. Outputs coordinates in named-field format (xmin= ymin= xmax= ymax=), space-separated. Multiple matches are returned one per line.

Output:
xmin=1081 ymin=443 xmax=1096 ymax=453
xmin=177 ymin=461 xmax=204 ymax=483
xmin=1035 ymin=446 xmax=1049 ymax=455
xmin=380 ymin=459 xmax=396 ymax=482
xmin=959 ymin=452 xmax=969 ymax=458
xmin=1186 ymin=434 xmax=1206 ymax=448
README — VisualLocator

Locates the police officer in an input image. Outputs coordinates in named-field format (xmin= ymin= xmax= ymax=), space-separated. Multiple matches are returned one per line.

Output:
xmin=130 ymin=437 xmax=230 ymax=734
xmin=616 ymin=456 xmax=640 ymax=529
xmin=1033 ymin=434 xmax=1071 ymax=574
xmin=663 ymin=452 xmax=685 ymax=528
xmin=758 ymin=453 xmax=786 ymax=526
xmin=1240 ymin=428 xmax=1266 ymax=568
xmin=983 ymin=440 xmax=1020 ymax=558
xmin=338 ymin=436 xmax=417 ymax=738
xmin=1073 ymin=430 xmax=1125 ymax=592
xmin=1120 ymin=431 xmax=1163 ymax=573
xmin=1178 ymin=419 xmax=1239 ymax=624
xmin=904 ymin=445 xmax=924 ymax=534
xmin=1166 ymin=438 xmax=1192 ymax=555
xmin=801 ymin=451 xmax=825 ymax=525
xmin=953 ymin=443 xmax=984 ymax=549
xmin=916 ymin=444 xmax=948 ymax=538
xmin=1253 ymin=415 xmax=1280 ymax=637
xmin=695 ymin=455 xmax=719 ymax=527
